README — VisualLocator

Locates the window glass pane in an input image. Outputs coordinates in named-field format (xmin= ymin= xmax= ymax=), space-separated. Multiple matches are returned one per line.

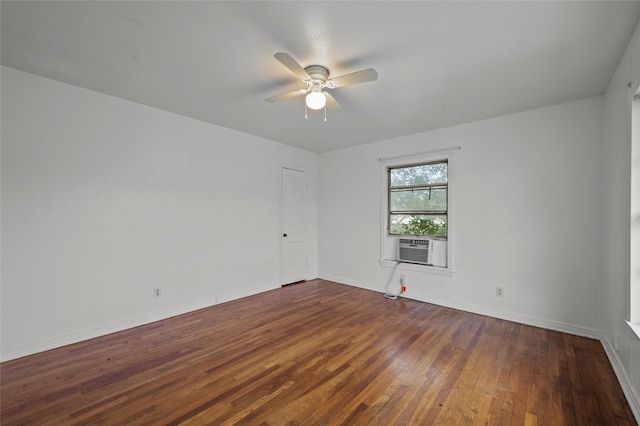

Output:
xmin=390 ymin=163 xmax=447 ymax=187
xmin=389 ymin=214 xmax=447 ymax=236
xmin=390 ymin=187 xmax=447 ymax=212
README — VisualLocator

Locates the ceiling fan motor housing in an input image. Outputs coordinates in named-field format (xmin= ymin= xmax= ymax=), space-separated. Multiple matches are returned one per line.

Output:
xmin=304 ymin=65 xmax=329 ymax=82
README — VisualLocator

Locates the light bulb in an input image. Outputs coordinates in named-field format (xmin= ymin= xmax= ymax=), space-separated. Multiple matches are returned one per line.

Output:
xmin=305 ymin=91 xmax=326 ymax=110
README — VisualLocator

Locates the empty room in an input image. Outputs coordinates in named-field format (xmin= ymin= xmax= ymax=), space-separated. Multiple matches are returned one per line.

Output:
xmin=2 ymin=1 xmax=640 ymax=424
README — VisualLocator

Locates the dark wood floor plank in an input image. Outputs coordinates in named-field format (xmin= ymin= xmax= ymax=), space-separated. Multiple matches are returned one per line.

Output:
xmin=1 ymin=279 xmax=636 ymax=425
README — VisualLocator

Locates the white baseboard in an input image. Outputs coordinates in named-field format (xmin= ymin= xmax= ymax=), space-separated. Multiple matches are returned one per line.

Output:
xmin=442 ymin=299 xmax=601 ymax=339
xmin=0 ymin=282 xmax=279 ymax=362
xmin=321 ymin=275 xmax=600 ymax=338
xmin=601 ymin=337 xmax=640 ymax=423
xmin=319 ymin=273 xmax=383 ymax=292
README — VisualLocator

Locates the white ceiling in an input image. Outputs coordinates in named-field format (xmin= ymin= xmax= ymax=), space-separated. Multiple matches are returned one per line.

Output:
xmin=2 ymin=1 xmax=639 ymax=153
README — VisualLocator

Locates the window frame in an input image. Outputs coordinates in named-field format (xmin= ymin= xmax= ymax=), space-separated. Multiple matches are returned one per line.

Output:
xmin=387 ymin=159 xmax=449 ymax=238
xmin=379 ymin=149 xmax=456 ymax=274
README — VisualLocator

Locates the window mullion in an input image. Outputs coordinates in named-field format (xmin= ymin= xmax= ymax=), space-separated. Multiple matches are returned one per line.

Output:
xmin=390 ymin=210 xmax=447 ymax=215
xmin=390 ymin=183 xmax=447 ymax=191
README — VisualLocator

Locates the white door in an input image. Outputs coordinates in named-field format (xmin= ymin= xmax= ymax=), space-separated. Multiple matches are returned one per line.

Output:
xmin=281 ymin=168 xmax=307 ymax=285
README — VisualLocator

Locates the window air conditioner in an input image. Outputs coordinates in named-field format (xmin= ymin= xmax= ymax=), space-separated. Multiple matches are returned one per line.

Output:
xmin=398 ymin=238 xmax=447 ymax=267
xmin=398 ymin=238 xmax=430 ymax=265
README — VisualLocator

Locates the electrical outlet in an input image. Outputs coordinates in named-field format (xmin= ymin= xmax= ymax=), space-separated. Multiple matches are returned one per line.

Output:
xmin=496 ymin=287 xmax=504 ymax=297
xmin=154 ymin=287 xmax=161 ymax=299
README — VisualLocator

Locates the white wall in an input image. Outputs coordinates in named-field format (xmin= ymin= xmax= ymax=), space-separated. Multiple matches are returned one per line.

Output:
xmin=0 ymin=67 xmax=318 ymax=361
xmin=601 ymin=21 xmax=640 ymax=418
xmin=319 ymin=96 xmax=605 ymax=336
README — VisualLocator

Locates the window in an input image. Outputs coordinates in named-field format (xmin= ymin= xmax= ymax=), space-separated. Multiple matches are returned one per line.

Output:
xmin=379 ymin=149 xmax=456 ymax=273
xmin=388 ymin=160 xmax=448 ymax=238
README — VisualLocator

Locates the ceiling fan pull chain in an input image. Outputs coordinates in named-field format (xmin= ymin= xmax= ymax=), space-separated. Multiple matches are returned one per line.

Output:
xmin=305 ymin=103 xmax=308 ymax=120
xmin=324 ymin=104 xmax=327 ymax=122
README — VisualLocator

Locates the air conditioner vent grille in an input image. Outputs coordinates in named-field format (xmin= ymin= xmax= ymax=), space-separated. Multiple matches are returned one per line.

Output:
xmin=398 ymin=238 xmax=430 ymax=265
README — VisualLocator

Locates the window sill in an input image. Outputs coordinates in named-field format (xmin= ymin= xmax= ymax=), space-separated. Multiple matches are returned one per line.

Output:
xmin=626 ymin=321 xmax=640 ymax=341
xmin=379 ymin=259 xmax=454 ymax=277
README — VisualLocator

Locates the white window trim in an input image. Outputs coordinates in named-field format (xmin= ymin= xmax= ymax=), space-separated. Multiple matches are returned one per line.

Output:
xmin=629 ymin=88 xmax=640 ymax=339
xmin=379 ymin=148 xmax=458 ymax=275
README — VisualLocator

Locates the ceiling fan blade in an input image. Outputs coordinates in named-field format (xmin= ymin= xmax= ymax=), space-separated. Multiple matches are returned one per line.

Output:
xmin=265 ymin=88 xmax=308 ymax=103
xmin=274 ymin=52 xmax=310 ymax=80
xmin=325 ymin=92 xmax=343 ymax=112
xmin=329 ymin=68 xmax=378 ymax=88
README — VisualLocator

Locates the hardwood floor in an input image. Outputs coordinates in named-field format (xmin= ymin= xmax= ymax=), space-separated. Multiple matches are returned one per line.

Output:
xmin=1 ymin=279 xmax=636 ymax=425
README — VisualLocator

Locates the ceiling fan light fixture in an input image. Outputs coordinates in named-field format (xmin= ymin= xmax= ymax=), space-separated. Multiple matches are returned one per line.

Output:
xmin=305 ymin=90 xmax=326 ymax=110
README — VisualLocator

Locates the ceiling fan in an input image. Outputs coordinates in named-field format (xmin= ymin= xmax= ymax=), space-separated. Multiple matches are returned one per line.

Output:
xmin=265 ymin=52 xmax=378 ymax=120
